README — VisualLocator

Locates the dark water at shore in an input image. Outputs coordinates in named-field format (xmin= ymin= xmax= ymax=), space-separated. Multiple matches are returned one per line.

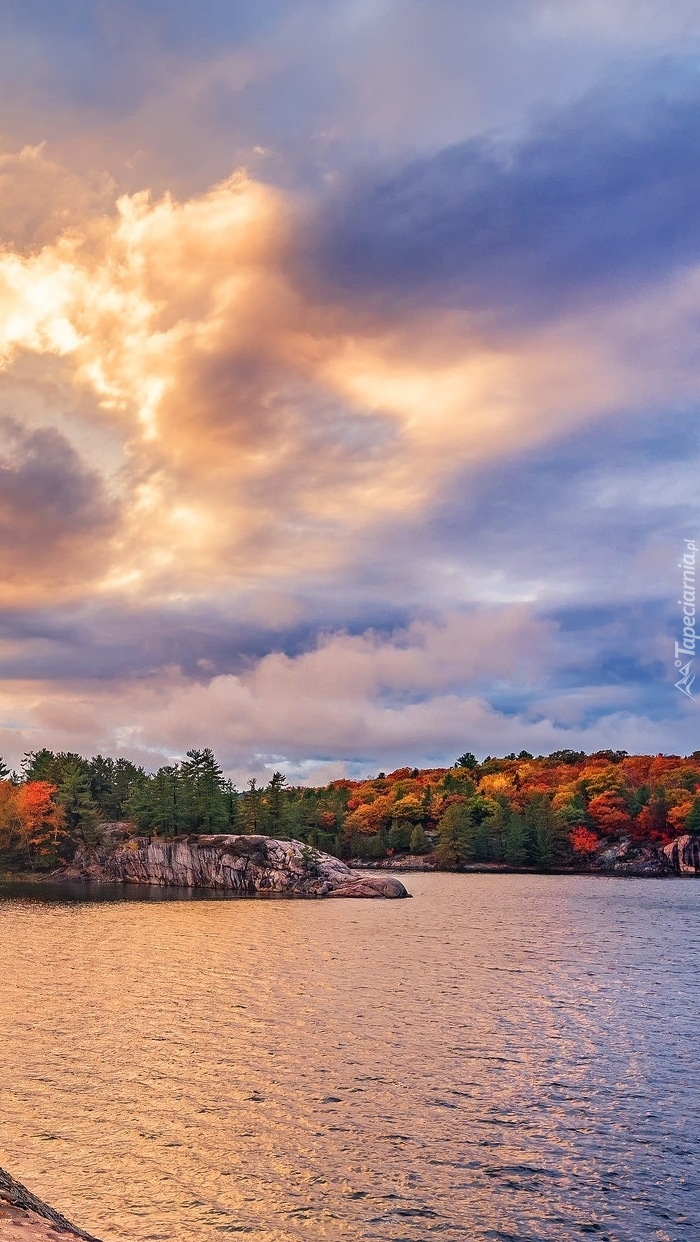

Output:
xmin=0 ymin=874 xmax=697 ymax=1242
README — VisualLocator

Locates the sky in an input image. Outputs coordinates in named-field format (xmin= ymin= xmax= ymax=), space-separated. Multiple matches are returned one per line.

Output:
xmin=0 ymin=0 xmax=699 ymax=782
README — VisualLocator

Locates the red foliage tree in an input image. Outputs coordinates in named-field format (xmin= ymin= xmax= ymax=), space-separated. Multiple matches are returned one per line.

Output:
xmin=586 ymin=791 xmax=632 ymax=837
xmin=569 ymin=826 xmax=600 ymax=856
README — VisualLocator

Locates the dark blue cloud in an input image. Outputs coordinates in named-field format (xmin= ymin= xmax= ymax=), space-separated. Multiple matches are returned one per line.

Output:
xmin=0 ymin=421 xmax=115 ymax=569
xmin=0 ymin=593 xmax=411 ymax=683
xmin=309 ymin=67 xmax=700 ymax=322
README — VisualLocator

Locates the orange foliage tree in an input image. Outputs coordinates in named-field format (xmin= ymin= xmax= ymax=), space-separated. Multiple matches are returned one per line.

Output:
xmin=569 ymin=826 xmax=600 ymax=856
xmin=0 ymin=779 xmax=66 ymax=867
xmin=586 ymin=791 xmax=633 ymax=837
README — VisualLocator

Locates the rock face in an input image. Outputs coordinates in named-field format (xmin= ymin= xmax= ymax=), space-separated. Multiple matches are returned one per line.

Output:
xmin=62 ymin=829 xmax=410 ymax=898
xmin=662 ymin=834 xmax=700 ymax=875
xmin=594 ymin=839 xmax=668 ymax=875
xmin=351 ymin=854 xmax=437 ymax=871
xmin=0 ymin=1166 xmax=100 ymax=1240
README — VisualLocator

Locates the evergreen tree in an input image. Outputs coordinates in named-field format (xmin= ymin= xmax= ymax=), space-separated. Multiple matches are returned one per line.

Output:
xmin=471 ymin=817 xmax=492 ymax=862
xmin=152 ymin=766 xmax=182 ymax=836
xmin=180 ymin=748 xmax=228 ymax=833
xmin=483 ymin=797 xmax=511 ymax=862
xmin=265 ymin=772 xmax=288 ymax=837
xmin=558 ymin=793 xmax=590 ymax=828
xmin=58 ymin=762 xmax=100 ymax=846
xmin=0 ymin=757 xmax=10 ymax=780
xmin=525 ymin=793 xmax=567 ymax=870
xmin=242 ymin=778 xmax=263 ymax=833
xmin=504 ymin=812 xmax=528 ymax=866
xmin=388 ymin=821 xmax=412 ymax=850
xmin=685 ymin=797 xmax=700 ymax=835
xmin=409 ymin=823 xmax=430 ymax=854
xmin=436 ymin=803 xmax=474 ymax=867
xmin=455 ymin=752 xmax=478 ymax=769
xmin=88 ymin=755 xmax=117 ymax=816
xmin=88 ymin=755 xmax=144 ymax=819
xmin=223 ymin=779 xmax=239 ymax=831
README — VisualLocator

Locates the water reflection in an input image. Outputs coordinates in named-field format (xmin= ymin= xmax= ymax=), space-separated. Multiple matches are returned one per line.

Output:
xmin=0 ymin=874 xmax=697 ymax=1242
xmin=0 ymin=880 xmax=276 ymax=903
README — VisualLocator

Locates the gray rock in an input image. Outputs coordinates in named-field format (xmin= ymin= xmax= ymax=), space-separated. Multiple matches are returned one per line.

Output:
xmin=328 ymin=876 xmax=411 ymax=898
xmin=662 ymin=834 xmax=700 ymax=875
xmin=60 ymin=832 xmax=410 ymax=898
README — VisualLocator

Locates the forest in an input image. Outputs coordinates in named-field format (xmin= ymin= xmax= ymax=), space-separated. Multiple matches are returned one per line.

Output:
xmin=1 ymin=746 xmax=699 ymax=873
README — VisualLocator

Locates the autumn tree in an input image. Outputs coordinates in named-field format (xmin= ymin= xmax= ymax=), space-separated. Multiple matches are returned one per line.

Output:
xmin=586 ymin=791 xmax=633 ymax=838
xmin=633 ymin=789 xmax=670 ymax=843
xmin=14 ymin=782 xmax=67 ymax=867
xmin=569 ymin=826 xmax=600 ymax=858
xmin=0 ymin=780 xmax=66 ymax=868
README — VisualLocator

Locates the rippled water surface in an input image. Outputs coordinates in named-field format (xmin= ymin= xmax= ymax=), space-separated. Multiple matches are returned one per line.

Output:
xmin=0 ymin=874 xmax=698 ymax=1242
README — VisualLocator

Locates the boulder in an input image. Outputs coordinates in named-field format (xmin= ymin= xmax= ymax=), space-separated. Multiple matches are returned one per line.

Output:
xmin=328 ymin=876 xmax=410 ymax=898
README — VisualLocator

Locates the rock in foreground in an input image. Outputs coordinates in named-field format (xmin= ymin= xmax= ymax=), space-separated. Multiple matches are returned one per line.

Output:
xmin=62 ymin=830 xmax=410 ymax=898
xmin=0 ymin=1167 xmax=100 ymax=1241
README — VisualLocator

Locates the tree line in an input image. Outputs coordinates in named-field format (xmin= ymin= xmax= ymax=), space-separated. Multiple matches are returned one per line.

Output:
xmin=1 ymin=746 xmax=699 ymax=873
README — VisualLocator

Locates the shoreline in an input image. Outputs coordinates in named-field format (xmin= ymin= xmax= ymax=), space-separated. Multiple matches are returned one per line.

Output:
xmin=1 ymin=864 xmax=696 ymax=886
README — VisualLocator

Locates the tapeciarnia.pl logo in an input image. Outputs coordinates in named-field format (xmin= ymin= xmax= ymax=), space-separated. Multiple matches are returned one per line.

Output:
xmin=675 ymin=538 xmax=697 ymax=699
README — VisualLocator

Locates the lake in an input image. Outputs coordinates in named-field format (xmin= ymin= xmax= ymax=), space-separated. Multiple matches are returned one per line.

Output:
xmin=0 ymin=874 xmax=697 ymax=1242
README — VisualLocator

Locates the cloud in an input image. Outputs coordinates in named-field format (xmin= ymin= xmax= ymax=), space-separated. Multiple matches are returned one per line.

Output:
xmin=0 ymin=36 xmax=699 ymax=775
xmin=0 ymin=419 xmax=116 ymax=602
xmin=308 ymin=66 xmax=700 ymax=323
xmin=2 ymin=2 xmax=700 ymax=198
xmin=0 ymin=606 xmax=691 ymax=781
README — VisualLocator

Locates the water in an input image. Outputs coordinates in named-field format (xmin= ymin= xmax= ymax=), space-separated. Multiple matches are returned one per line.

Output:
xmin=0 ymin=874 xmax=697 ymax=1242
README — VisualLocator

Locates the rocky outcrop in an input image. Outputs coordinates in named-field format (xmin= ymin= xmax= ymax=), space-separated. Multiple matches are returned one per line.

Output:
xmin=593 ymin=839 xmax=668 ymax=875
xmin=351 ymin=854 xmax=437 ymax=871
xmin=662 ymin=833 xmax=700 ymax=875
xmin=61 ymin=829 xmax=410 ymax=898
xmin=592 ymin=834 xmax=700 ymax=876
xmin=0 ymin=1167 xmax=100 ymax=1240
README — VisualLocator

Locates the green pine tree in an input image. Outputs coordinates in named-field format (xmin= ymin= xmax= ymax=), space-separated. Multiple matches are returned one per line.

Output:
xmin=265 ymin=772 xmax=288 ymax=838
xmin=685 ymin=797 xmax=700 ymax=835
xmin=504 ymin=812 xmax=528 ymax=867
xmin=242 ymin=778 xmax=263 ymax=834
xmin=525 ymin=793 xmax=567 ymax=870
xmin=59 ymin=763 xmax=100 ymax=846
xmin=180 ymin=748 xmax=228 ymax=833
xmin=436 ymin=803 xmax=474 ymax=867
xmin=409 ymin=823 xmax=430 ymax=855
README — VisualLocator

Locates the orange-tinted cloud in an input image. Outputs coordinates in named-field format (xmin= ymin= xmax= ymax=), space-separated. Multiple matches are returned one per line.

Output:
xmin=2 ymin=146 xmax=698 ymax=612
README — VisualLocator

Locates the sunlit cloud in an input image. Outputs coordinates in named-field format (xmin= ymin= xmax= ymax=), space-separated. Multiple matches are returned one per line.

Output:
xmin=0 ymin=8 xmax=699 ymax=769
